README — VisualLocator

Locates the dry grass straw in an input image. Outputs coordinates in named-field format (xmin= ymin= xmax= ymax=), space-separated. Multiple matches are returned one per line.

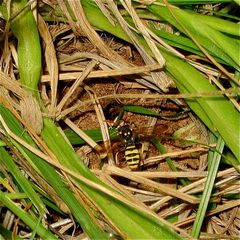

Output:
xmin=41 ymin=62 xmax=162 ymax=82
xmin=58 ymin=0 xmax=127 ymax=65
xmin=64 ymin=117 xmax=105 ymax=157
xmin=107 ymin=0 xmax=173 ymax=91
xmin=97 ymin=164 xmax=239 ymax=229
xmin=56 ymin=60 xmax=97 ymax=115
xmin=118 ymin=0 xmax=166 ymax=66
xmin=86 ymin=88 xmax=237 ymax=103
xmin=97 ymin=168 xmax=190 ymax=237
xmin=84 ymin=86 xmax=114 ymax=163
xmin=207 ymin=74 xmax=240 ymax=111
xmin=57 ymin=0 xmax=175 ymax=92
xmin=176 ymin=200 xmax=240 ymax=228
xmin=151 ymin=167 xmax=238 ymax=211
xmin=102 ymin=165 xmax=199 ymax=204
xmin=38 ymin=14 xmax=58 ymax=115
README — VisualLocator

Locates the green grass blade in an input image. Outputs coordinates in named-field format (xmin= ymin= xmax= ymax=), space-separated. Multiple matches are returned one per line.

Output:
xmin=151 ymin=138 xmax=191 ymax=186
xmin=0 ymin=190 xmax=57 ymax=239
xmin=123 ymin=104 xmax=190 ymax=119
xmin=123 ymin=105 xmax=161 ymax=116
xmin=149 ymin=25 xmax=236 ymax=67
xmin=0 ymin=225 xmax=22 ymax=240
xmin=223 ymin=152 xmax=240 ymax=166
xmin=175 ymin=9 xmax=240 ymax=65
xmin=65 ymin=127 xmax=118 ymax=145
xmin=233 ymin=0 xmax=240 ymax=5
xmin=30 ymin=216 xmax=42 ymax=240
xmin=162 ymin=51 xmax=240 ymax=162
xmin=0 ymin=139 xmax=6 ymax=146
xmin=184 ymin=9 xmax=240 ymax=35
xmin=147 ymin=5 xmax=240 ymax=70
xmin=223 ymin=193 xmax=240 ymax=199
xmin=124 ymin=13 xmax=238 ymax=67
xmin=10 ymin=0 xmax=42 ymax=99
xmin=0 ymin=146 xmax=46 ymax=215
xmin=191 ymin=135 xmax=225 ymax=238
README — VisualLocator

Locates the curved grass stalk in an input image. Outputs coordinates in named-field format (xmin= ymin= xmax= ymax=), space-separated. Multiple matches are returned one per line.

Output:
xmin=163 ymin=51 xmax=240 ymax=161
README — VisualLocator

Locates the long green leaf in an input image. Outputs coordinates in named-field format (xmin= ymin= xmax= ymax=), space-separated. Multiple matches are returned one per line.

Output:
xmin=191 ymin=135 xmax=225 ymax=238
xmin=162 ymin=51 xmax=240 ymax=161
xmin=147 ymin=4 xmax=240 ymax=70
xmin=10 ymin=0 xmax=42 ymax=99
xmin=149 ymin=25 xmax=236 ymax=66
xmin=65 ymin=127 xmax=118 ymax=145
xmin=184 ymin=9 xmax=240 ymax=35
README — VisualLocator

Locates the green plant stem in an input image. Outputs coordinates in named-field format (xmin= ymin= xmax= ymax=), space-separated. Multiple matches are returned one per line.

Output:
xmin=10 ymin=0 xmax=42 ymax=100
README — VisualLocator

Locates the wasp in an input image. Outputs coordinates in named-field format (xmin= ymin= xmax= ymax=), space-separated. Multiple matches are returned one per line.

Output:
xmin=117 ymin=125 xmax=141 ymax=170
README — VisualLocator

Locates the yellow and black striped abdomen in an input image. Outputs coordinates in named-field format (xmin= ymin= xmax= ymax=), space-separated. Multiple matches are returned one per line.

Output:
xmin=125 ymin=145 xmax=140 ymax=170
